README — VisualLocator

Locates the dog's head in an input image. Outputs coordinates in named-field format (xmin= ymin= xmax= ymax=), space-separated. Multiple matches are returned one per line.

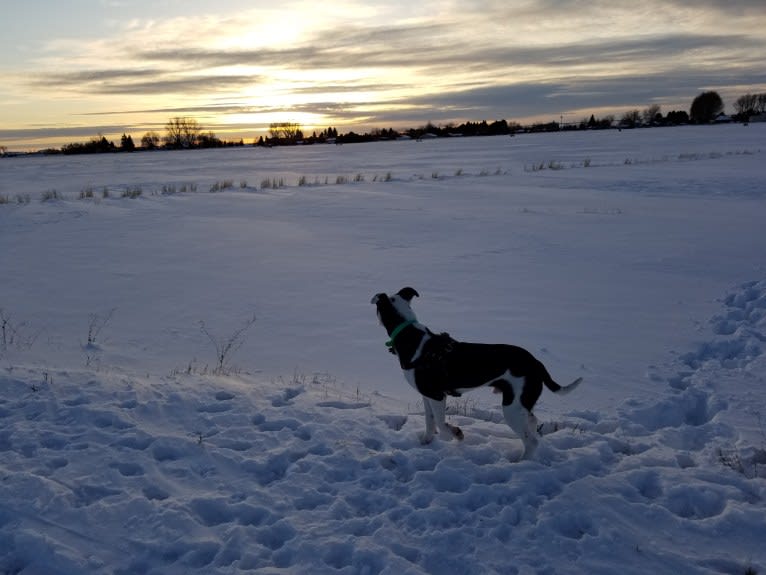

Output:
xmin=370 ymin=287 xmax=419 ymax=332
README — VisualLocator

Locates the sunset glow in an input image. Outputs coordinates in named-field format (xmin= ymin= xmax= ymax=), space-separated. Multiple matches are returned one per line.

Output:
xmin=1 ymin=0 xmax=764 ymax=150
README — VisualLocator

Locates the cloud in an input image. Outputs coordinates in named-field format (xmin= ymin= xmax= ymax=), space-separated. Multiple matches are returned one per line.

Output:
xmin=32 ymin=68 xmax=261 ymax=96
xmin=4 ymin=0 xmax=766 ymax=149
xmin=24 ymin=1 xmax=766 ymax=105
xmin=0 ymin=125 xmax=134 ymax=141
xmin=131 ymin=29 xmax=760 ymax=79
xmin=664 ymin=0 xmax=765 ymax=12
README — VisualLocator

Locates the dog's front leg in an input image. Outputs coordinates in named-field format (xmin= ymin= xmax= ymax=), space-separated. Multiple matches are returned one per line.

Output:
xmin=420 ymin=396 xmax=437 ymax=444
xmin=424 ymin=397 xmax=464 ymax=442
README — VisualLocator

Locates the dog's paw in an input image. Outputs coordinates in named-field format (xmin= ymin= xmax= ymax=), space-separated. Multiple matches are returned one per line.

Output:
xmin=448 ymin=424 xmax=464 ymax=441
xmin=418 ymin=431 xmax=435 ymax=445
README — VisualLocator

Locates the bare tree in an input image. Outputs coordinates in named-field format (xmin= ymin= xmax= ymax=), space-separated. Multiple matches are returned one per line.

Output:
xmin=0 ymin=308 xmax=40 ymax=352
xmin=735 ymin=93 xmax=766 ymax=118
xmin=141 ymin=131 xmax=161 ymax=149
xmin=86 ymin=308 xmax=116 ymax=347
xmin=199 ymin=314 xmax=257 ymax=375
xmin=642 ymin=104 xmax=661 ymax=125
xmin=165 ymin=117 xmax=201 ymax=148
xmin=620 ymin=109 xmax=641 ymax=128
xmin=268 ymin=122 xmax=303 ymax=142
xmin=735 ymin=94 xmax=757 ymax=116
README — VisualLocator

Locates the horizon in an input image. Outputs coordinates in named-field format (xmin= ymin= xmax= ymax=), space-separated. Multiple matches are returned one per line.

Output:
xmin=2 ymin=1 xmax=765 ymax=151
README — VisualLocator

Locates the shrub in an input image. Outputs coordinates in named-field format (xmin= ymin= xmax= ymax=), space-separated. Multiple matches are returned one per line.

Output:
xmin=199 ymin=314 xmax=257 ymax=375
xmin=210 ymin=180 xmax=234 ymax=192
xmin=121 ymin=187 xmax=142 ymax=199
xmin=86 ymin=308 xmax=115 ymax=347
xmin=261 ymin=178 xmax=284 ymax=189
xmin=0 ymin=308 xmax=40 ymax=351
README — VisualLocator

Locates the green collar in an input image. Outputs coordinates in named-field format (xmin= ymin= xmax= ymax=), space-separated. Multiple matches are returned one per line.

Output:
xmin=385 ymin=319 xmax=416 ymax=348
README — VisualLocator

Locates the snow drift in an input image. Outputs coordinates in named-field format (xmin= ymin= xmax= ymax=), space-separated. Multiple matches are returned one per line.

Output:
xmin=1 ymin=125 xmax=764 ymax=574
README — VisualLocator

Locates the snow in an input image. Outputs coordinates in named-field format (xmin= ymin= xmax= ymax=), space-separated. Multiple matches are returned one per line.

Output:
xmin=1 ymin=124 xmax=765 ymax=574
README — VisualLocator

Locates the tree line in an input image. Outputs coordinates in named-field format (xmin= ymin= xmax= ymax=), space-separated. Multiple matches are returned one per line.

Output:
xmin=576 ymin=90 xmax=752 ymax=131
xmin=734 ymin=93 xmax=766 ymax=119
xmin=256 ymin=90 xmax=764 ymax=146
xmin=56 ymin=117 xmax=245 ymax=155
xmin=34 ymin=89 xmax=763 ymax=156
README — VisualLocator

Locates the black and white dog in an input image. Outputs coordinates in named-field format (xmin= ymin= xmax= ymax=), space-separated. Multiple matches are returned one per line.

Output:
xmin=371 ymin=287 xmax=582 ymax=459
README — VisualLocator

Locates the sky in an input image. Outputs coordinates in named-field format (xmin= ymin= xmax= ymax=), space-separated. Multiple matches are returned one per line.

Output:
xmin=1 ymin=0 xmax=765 ymax=150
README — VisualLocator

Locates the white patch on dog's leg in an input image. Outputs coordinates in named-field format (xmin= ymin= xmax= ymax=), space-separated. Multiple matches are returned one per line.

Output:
xmin=503 ymin=403 xmax=539 ymax=460
xmin=524 ymin=412 xmax=540 ymax=459
xmin=430 ymin=397 xmax=448 ymax=436
xmin=420 ymin=396 xmax=436 ymax=444
xmin=527 ymin=411 xmax=540 ymax=434
xmin=426 ymin=397 xmax=462 ymax=441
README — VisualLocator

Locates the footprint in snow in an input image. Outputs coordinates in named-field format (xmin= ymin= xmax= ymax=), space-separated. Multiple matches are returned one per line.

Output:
xmin=110 ymin=461 xmax=145 ymax=477
xmin=143 ymin=485 xmax=169 ymax=501
xmin=217 ymin=439 xmax=252 ymax=452
xmin=45 ymin=457 xmax=69 ymax=470
xmin=253 ymin=415 xmax=311 ymax=440
xmin=662 ymin=484 xmax=727 ymax=520
xmin=63 ymin=396 xmax=90 ymax=407
xmin=629 ymin=280 xmax=764 ymax=434
xmin=316 ymin=400 xmax=369 ymax=409
xmin=362 ymin=437 xmax=384 ymax=451
xmin=197 ymin=402 xmax=232 ymax=413
xmin=627 ymin=386 xmax=723 ymax=432
xmin=378 ymin=414 xmax=408 ymax=431
xmin=73 ymin=484 xmax=121 ymax=506
xmin=270 ymin=387 xmax=303 ymax=407
xmin=627 ymin=469 xmax=664 ymax=500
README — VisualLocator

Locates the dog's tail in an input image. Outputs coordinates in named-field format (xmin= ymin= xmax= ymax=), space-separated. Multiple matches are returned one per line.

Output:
xmin=543 ymin=374 xmax=583 ymax=396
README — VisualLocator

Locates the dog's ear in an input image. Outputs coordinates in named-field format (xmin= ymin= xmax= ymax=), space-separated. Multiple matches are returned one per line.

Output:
xmin=370 ymin=293 xmax=386 ymax=305
xmin=397 ymin=287 xmax=419 ymax=302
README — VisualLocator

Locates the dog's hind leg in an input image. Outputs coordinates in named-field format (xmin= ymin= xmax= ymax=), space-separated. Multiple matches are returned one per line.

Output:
xmin=502 ymin=402 xmax=539 ymax=460
xmin=423 ymin=396 xmax=464 ymax=442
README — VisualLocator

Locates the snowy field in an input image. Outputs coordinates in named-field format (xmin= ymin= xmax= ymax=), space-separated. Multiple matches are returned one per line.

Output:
xmin=1 ymin=125 xmax=765 ymax=574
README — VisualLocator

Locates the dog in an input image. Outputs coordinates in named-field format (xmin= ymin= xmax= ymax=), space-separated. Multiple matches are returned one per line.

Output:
xmin=371 ymin=287 xmax=582 ymax=459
